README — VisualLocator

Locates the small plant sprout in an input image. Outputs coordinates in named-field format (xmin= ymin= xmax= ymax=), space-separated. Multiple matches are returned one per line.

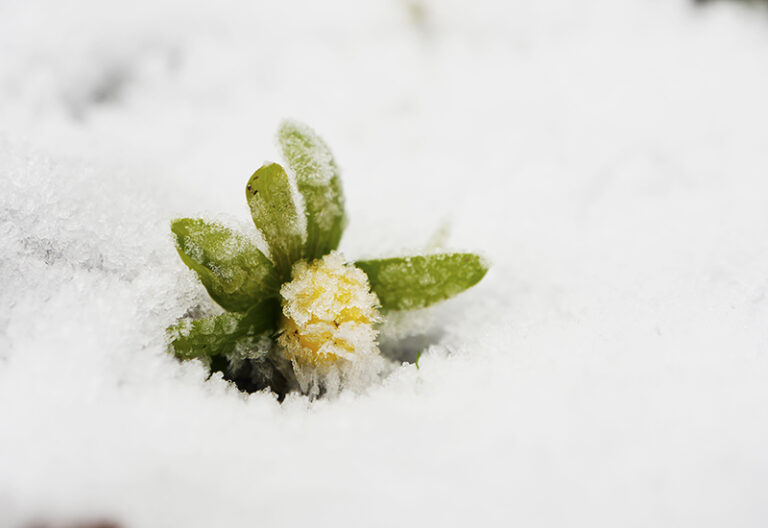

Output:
xmin=168 ymin=121 xmax=488 ymax=398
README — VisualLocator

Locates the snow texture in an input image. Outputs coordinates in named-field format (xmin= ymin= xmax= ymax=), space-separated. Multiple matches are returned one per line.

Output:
xmin=1 ymin=0 xmax=768 ymax=527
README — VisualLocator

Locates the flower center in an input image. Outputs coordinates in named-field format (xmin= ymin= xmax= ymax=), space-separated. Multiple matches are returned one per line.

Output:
xmin=278 ymin=251 xmax=381 ymax=366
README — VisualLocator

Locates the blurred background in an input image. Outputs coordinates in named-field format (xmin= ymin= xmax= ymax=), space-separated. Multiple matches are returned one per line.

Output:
xmin=1 ymin=1 xmax=768 ymax=527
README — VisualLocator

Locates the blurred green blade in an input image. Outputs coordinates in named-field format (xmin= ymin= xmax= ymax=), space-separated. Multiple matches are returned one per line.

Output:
xmin=245 ymin=163 xmax=305 ymax=280
xmin=168 ymin=299 xmax=279 ymax=361
xmin=355 ymin=253 xmax=489 ymax=311
xmin=171 ymin=218 xmax=280 ymax=312
xmin=278 ymin=120 xmax=346 ymax=260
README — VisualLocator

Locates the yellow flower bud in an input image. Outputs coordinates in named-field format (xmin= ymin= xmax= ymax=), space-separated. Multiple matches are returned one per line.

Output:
xmin=278 ymin=251 xmax=381 ymax=368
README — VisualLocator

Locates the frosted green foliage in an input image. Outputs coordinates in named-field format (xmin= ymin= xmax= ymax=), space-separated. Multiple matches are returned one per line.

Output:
xmin=246 ymin=163 xmax=305 ymax=280
xmin=171 ymin=218 xmax=280 ymax=312
xmin=278 ymin=120 xmax=346 ymax=260
xmin=168 ymin=300 xmax=279 ymax=361
xmin=355 ymin=253 xmax=489 ymax=311
xmin=168 ymin=121 xmax=489 ymax=397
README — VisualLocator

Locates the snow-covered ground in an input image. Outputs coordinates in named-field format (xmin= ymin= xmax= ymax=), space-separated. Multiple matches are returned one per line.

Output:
xmin=2 ymin=0 xmax=768 ymax=526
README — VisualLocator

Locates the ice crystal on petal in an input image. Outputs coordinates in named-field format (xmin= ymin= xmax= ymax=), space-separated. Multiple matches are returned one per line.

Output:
xmin=277 ymin=251 xmax=383 ymax=395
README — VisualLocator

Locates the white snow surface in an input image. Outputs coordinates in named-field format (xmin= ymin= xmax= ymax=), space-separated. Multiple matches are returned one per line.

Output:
xmin=2 ymin=0 xmax=768 ymax=526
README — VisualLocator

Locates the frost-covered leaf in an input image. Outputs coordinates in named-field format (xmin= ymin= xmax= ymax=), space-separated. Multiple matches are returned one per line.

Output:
xmin=168 ymin=299 xmax=279 ymax=361
xmin=278 ymin=120 xmax=346 ymax=260
xmin=355 ymin=253 xmax=489 ymax=311
xmin=245 ymin=163 xmax=305 ymax=280
xmin=171 ymin=218 xmax=280 ymax=312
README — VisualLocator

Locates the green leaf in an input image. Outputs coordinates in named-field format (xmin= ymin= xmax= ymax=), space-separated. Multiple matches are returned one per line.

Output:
xmin=355 ymin=253 xmax=489 ymax=311
xmin=245 ymin=163 xmax=305 ymax=280
xmin=168 ymin=299 xmax=279 ymax=361
xmin=278 ymin=120 xmax=346 ymax=260
xmin=171 ymin=218 xmax=280 ymax=312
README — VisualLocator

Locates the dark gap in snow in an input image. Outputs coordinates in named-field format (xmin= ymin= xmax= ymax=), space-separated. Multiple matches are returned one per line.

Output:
xmin=380 ymin=328 xmax=444 ymax=365
xmin=190 ymin=329 xmax=439 ymax=401
xmin=209 ymin=355 xmax=294 ymax=402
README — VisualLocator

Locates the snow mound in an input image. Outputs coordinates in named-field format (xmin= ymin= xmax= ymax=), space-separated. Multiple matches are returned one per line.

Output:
xmin=2 ymin=0 xmax=768 ymax=527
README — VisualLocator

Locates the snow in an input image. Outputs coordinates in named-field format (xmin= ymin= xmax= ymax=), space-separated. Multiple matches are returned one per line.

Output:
xmin=2 ymin=0 xmax=768 ymax=526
